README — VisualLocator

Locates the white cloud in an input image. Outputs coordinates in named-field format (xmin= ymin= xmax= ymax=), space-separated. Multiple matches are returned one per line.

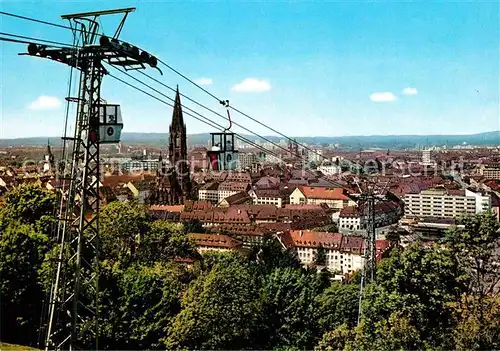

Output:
xmin=402 ymin=87 xmax=418 ymax=95
xmin=194 ymin=78 xmax=213 ymax=86
xmin=232 ymin=78 xmax=271 ymax=93
xmin=28 ymin=96 xmax=62 ymax=110
xmin=369 ymin=92 xmax=397 ymax=102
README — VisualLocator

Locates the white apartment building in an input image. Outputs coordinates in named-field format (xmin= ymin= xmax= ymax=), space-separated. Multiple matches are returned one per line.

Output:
xmin=265 ymin=154 xmax=283 ymax=164
xmin=403 ymin=188 xmax=491 ymax=219
xmin=198 ymin=182 xmax=220 ymax=203
xmin=290 ymin=231 xmax=361 ymax=274
xmin=286 ymin=231 xmax=389 ymax=275
xmin=308 ymin=149 xmax=323 ymax=164
xmin=289 ymin=186 xmax=356 ymax=209
xmin=479 ymin=163 xmax=500 ymax=180
xmin=248 ymin=188 xmax=287 ymax=207
xmin=338 ymin=201 xmax=403 ymax=237
xmin=237 ymin=152 xmax=258 ymax=171
xmin=421 ymin=149 xmax=432 ymax=165
xmin=318 ymin=164 xmax=341 ymax=176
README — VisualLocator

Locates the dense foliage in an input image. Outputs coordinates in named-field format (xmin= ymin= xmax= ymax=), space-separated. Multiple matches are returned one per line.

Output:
xmin=1 ymin=184 xmax=499 ymax=350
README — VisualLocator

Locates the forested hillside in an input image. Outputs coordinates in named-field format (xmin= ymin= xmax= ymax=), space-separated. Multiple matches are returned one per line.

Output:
xmin=1 ymin=184 xmax=499 ymax=350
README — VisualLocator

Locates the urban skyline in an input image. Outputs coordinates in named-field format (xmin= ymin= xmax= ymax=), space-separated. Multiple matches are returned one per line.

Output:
xmin=1 ymin=1 xmax=499 ymax=139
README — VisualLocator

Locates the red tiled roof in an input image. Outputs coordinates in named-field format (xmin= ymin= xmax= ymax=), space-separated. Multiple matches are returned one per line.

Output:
xmin=102 ymin=174 xmax=144 ymax=186
xmin=289 ymin=230 xmax=343 ymax=249
xmin=188 ymin=233 xmax=242 ymax=249
xmin=219 ymin=181 xmax=250 ymax=192
xmin=221 ymin=191 xmax=250 ymax=205
xmin=298 ymin=186 xmax=349 ymax=200
xmin=340 ymin=201 xmax=401 ymax=218
xmin=341 ymin=236 xmax=364 ymax=252
xmin=149 ymin=205 xmax=185 ymax=212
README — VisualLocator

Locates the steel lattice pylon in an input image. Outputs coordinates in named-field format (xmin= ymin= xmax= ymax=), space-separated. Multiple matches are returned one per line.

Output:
xmin=23 ymin=7 xmax=160 ymax=350
xmin=45 ymin=52 xmax=104 ymax=351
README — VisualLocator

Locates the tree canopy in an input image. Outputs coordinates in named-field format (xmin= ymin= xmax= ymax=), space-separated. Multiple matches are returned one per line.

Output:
xmin=1 ymin=184 xmax=499 ymax=350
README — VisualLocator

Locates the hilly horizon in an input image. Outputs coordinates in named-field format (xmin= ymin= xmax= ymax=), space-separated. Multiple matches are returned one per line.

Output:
xmin=1 ymin=130 xmax=498 ymax=149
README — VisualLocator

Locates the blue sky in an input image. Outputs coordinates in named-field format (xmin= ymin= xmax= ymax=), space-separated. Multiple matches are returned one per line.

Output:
xmin=1 ymin=1 xmax=499 ymax=138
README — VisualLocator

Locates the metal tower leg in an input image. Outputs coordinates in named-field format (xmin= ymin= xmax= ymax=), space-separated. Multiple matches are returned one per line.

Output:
xmin=45 ymin=55 xmax=103 ymax=351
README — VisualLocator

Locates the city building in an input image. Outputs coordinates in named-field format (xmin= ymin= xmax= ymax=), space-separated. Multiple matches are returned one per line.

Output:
xmin=318 ymin=164 xmax=341 ymax=176
xmin=217 ymin=181 xmax=251 ymax=202
xmin=198 ymin=181 xmax=219 ymax=203
xmin=479 ymin=163 xmax=500 ymax=180
xmin=43 ymin=140 xmax=55 ymax=175
xmin=120 ymin=158 xmax=159 ymax=173
xmin=237 ymin=152 xmax=258 ymax=170
xmin=308 ymin=149 xmax=323 ymax=164
xmin=218 ymin=191 xmax=251 ymax=207
xmin=188 ymin=233 xmax=243 ymax=253
xmin=248 ymin=188 xmax=289 ymax=207
xmin=338 ymin=201 xmax=404 ymax=236
xmin=421 ymin=149 xmax=434 ymax=165
xmin=286 ymin=230 xmax=389 ymax=274
xmin=403 ymin=188 xmax=491 ymax=219
xmin=289 ymin=186 xmax=356 ymax=209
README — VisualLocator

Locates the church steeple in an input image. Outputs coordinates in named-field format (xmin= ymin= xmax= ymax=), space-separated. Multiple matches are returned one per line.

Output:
xmin=166 ymin=85 xmax=191 ymax=204
xmin=171 ymin=85 xmax=184 ymax=130
xmin=44 ymin=139 xmax=55 ymax=174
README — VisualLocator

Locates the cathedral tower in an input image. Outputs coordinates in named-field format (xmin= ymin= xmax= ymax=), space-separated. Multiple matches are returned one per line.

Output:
xmin=167 ymin=87 xmax=190 ymax=202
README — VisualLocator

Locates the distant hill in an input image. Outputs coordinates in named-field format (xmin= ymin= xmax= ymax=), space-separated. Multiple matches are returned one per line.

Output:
xmin=1 ymin=131 xmax=498 ymax=149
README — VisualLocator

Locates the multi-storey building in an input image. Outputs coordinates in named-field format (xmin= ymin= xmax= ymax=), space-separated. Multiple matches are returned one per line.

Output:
xmin=248 ymin=188 xmax=289 ymax=207
xmin=403 ymin=188 xmax=491 ymax=219
xmin=217 ymin=181 xmax=250 ymax=203
xmin=237 ymin=152 xmax=258 ymax=171
xmin=318 ymin=164 xmax=341 ymax=176
xmin=338 ymin=201 xmax=404 ymax=236
xmin=286 ymin=230 xmax=389 ymax=274
xmin=479 ymin=163 xmax=500 ymax=180
xmin=198 ymin=182 xmax=219 ymax=203
xmin=289 ymin=186 xmax=356 ymax=209
xmin=197 ymin=181 xmax=250 ymax=204
xmin=121 ymin=159 xmax=160 ymax=173
xmin=421 ymin=149 xmax=433 ymax=165
xmin=188 ymin=233 xmax=243 ymax=253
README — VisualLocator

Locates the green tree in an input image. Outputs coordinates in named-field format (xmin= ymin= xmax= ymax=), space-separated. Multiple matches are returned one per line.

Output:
xmin=248 ymin=236 xmax=300 ymax=274
xmin=0 ymin=183 xmax=56 ymax=226
xmin=259 ymin=267 xmax=329 ymax=349
xmin=314 ymin=246 xmax=327 ymax=266
xmin=140 ymin=220 xmax=198 ymax=263
xmin=0 ymin=221 xmax=50 ymax=345
xmin=316 ymin=283 xmax=360 ymax=334
xmin=99 ymin=262 xmax=186 ymax=350
xmin=448 ymin=294 xmax=500 ymax=350
xmin=359 ymin=242 xmax=469 ymax=348
xmin=316 ymin=323 xmax=356 ymax=351
xmin=164 ymin=252 xmax=261 ymax=350
xmin=99 ymin=201 xmax=150 ymax=265
xmin=441 ymin=213 xmax=500 ymax=350
xmin=182 ymin=219 xmax=204 ymax=233
xmin=443 ymin=212 xmax=500 ymax=297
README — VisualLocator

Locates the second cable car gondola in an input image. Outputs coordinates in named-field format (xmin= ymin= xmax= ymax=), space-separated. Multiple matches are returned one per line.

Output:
xmin=207 ymin=100 xmax=238 ymax=171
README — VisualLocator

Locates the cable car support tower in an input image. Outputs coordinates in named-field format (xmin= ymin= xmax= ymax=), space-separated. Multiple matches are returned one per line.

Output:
xmin=23 ymin=8 xmax=159 ymax=350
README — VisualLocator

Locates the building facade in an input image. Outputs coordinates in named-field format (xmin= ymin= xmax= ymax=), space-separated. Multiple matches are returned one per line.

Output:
xmin=289 ymin=186 xmax=356 ymax=209
xmin=479 ymin=163 xmax=500 ymax=180
xmin=403 ymin=188 xmax=490 ymax=219
xmin=287 ymin=230 xmax=389 ymax=275
xmin=237 ymin=152 xmax=258 ymax=170
xmin=248 ymin=188 xmax=288 ymax=207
